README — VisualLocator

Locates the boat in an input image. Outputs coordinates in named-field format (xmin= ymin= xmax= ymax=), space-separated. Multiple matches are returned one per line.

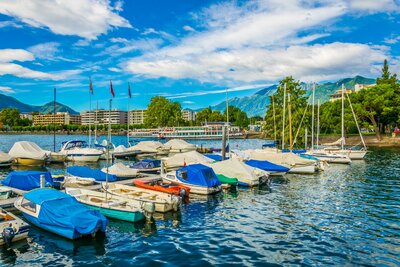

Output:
xmin=216 ymin=174 xmax=238 ymax=187
xmin=14 ymin=188 xmax=107 ymax=240
xmin=126 ymin=141 xmax=169 ymax=157
xmin=164 ymin=151 xmax=213 ymax=170
xmin=112 ymin=145 xmax=141 ymax=159
xmin=1 ymin=171 xmax=54 ymax=191
xmin=129 ymin=123 xmax=244 ymax=140
xmin=0 ymin=208 xmax=30 ymax=246
xmin=8 ymin=141 xmax=48 ymax=166
xmin=133 ymin=178 xmax=190 ymax=198
xmin=162 ymin=164 xmax=221 ymax=195
xmin=60 ymin=140 xmax=102 ymax=162
xmin=304 ymin=150 xmax=351 ymax=164
xmin=66 ymin=166 xmax=118 ymax=182
xmin=0 ymin=151 xmax=12 ymax=167
xmin=46 ymin=151 xmax=67 ymax=163
xmin=0 ymin=186 xmax=13 ymax=200
xmin=65 ymin=188 xmax=152 ymax=222
xmin=206 ymin=158 xmax=269 ymax=187
xmin=102 ymin=183 xmax=182 ymax=213
xmin=60 ymin=176 xmax=96 ymax=188
xmin=130 ymin=159 xmax=161 ymax=174
xmin=245 ymin=159 xmax=290 ymax=176
xmin=101 ymin=163 xmax=139 ymax=179
xmin=164 ymin=139 xmax=197 ymax=154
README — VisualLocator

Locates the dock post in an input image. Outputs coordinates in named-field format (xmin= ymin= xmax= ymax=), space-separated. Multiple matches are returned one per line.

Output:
xmin=161 ymin=160 xmax=165 ymax=175
xmin=40 ymin=174 xmax=45 ymax=188
xmin=222 ymin=126 xmax=227 ymax=160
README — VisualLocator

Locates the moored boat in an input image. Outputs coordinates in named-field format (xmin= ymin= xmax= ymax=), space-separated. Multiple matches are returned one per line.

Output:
xmin=164 ymin=139 xmax=197 ymax=154
xmin=60 ymin=140 xmax=102 ymax=162
xmin=130 ymin=159 xmax=161 ymax=174
xmin=133 ymin=178 xmax=190 ymax=198
xmin=0 ymin=151 xmax=13 ymax=167
xmin=103 ymin=183 xmax=181 ymax=212
xmin=304 ymin=150 xmax=351 ymax=164
xmin=101 ymin=163 xmax=138 ymax=179
xmin=162 ymin=164 xmax=221 ymax=195
xmin=67 ymin=166 xmax=118 ymax=182
xmin=0 ymin=208 xmax=30 ymax=246
xmin=8 ymin=141 xmax=48 ymax=166
xmin=245 ymin=159 xmax=289 ymax=176
xmin=1 ymin=171 xmax=54 ymax=191
xmin=164 ymin=151 xmax=213 ymax=170
xmin=65 ymin=188 xmax=152 ymax=222
xmin=14 ymin=188 xmax=107 ymax=240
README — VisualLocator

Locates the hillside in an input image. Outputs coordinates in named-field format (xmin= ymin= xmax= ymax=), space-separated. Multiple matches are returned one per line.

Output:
xmin=211 ymin=76 xmax=375 ymax=117
xmin=0 ymin=93 xmax=78 ymax=114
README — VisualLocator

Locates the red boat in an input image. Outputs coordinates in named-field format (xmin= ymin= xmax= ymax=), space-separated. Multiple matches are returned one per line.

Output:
xmin=133 ymin=178 xmax=190 ymax=199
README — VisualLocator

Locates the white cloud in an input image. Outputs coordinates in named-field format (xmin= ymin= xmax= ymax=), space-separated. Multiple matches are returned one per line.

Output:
xmin=183 ymin=25 xmax=195 ymax=32
xmin=110 ymin=37 xmax=129 ymax=43
xmin=182 ymin=100 xmax=195 ymax=104
xmin=0 ymin=20 xmax=22 ymax=28
xmin=0 ymin=0 xmax=132 ymax=40
xmin=0 ymin=86 xmax=15 ymax=93
xmin=108 ymin=67 xmax=122 ymax=72
xmin=0 ymin=49 xmax=34 ymax=62
xmin=348 ymin=0 xmax=400 ymax=12
xmin=28 ymin=42 xmax=80 ymax=62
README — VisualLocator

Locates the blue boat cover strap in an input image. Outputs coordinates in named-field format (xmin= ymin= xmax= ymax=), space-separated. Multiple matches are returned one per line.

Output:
xmin=245 ymin=160 xmax=289 ymax=173
xmin=67 ymin=166 xmax=117 ymax=182
xmin=1 ymin=171 xmax=53 ymax=190
xmin=176 ymin=164 xmax=221 ymax=187
xmin=25 ymin=188 xmax=107 ymax=238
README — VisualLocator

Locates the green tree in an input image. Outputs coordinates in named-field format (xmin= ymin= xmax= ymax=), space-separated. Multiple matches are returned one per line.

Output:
xmin=0 ymin=108 xmax=22 ymax=127
xmin=144 ymin=96 xmax=183 ymax=128
xmin=224 ymin=106 xmax=249 ymax=128
xmin=196 ymin=107 xmax=212 ymax=125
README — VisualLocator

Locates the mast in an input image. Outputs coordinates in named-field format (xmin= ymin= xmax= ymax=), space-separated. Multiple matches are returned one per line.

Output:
xmin=346 ymin=92 xmax=367 ymax=150
xmin=105 ymin=99 xmax=112 ymax=199
xmin=53 ymin=87 xmax=56 ymax=152
xmin=317 ymin=99 xmax=320 ymax=150
xmin=341 ymin=83 xmax=345 ymax=150
xmin=127 ymin=82 xmax=131 ymax=147
xmin=282 ymin=83 xmax=287 ymax=150
xmin=226 ymin=88 xmax=229 ymax=155
xmin=311 ymin=83 xmax=315 ymax=150
xmin=272 ymin=95 xmax=277 ymax=144
xmin=88 ymin=78 xmax=92 ymax=148
xmin=288 ymin=93 xmax=293 ymax=150
xmin=94 ymin=101 xmax=98 ymax=144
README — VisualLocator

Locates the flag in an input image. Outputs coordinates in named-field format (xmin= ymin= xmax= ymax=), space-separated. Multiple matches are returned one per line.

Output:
xmin=89 ymin=77 xmax=93 ymax=95
xmin=183 ymin=159 xmax=187 ymax=166
xmin=110 ymin=80 xmax=115 ymax=97
xmin=128 ymin=82 xmax=131 ymax=98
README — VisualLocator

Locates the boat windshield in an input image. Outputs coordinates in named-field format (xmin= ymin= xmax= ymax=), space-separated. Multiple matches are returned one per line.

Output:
xmin=63 ymin=141 xmax=88 ymax=150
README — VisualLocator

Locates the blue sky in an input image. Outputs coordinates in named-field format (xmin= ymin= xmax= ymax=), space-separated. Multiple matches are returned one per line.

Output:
xmin=0 ymin=0 xmax=399 ymax=112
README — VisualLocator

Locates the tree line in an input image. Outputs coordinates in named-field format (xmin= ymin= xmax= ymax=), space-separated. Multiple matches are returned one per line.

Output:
xmin=263 ymin=60 xmax=399 ymax=146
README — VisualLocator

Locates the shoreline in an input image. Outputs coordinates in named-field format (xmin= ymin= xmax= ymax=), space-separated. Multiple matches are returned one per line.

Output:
xmin=1 ymin=132 xmax=400 ymax=147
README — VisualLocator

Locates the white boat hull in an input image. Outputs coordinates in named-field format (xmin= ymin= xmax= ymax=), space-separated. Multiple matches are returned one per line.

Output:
xmin=163 ymin=174 xmax=221 ymax=195
xmin=288 ymin=164 xmax=316 ymax=174
xmin=66 ymin=155 xmax=100 ymax=162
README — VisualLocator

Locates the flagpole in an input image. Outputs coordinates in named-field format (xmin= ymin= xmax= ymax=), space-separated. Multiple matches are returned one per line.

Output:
xmin=88 ymin=77 xmax=92 ymax=148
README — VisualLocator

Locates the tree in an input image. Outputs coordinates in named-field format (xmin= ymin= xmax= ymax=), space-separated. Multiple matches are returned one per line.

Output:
xmin=144 ymin=96 xmax=184 ymax=128
xmin=377 ymin=59 xmax=398 ymax=87
xmin=0 ymin=108 xmax=22 ymax=127
xmin=224 ymin=106 xmax=249 ymax=128
xmin=196 ymin=107 xmax=212 ymax=125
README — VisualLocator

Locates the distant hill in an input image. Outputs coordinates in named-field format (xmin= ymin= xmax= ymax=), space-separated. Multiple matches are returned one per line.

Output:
xmin=0 ymin=93 xmax=79 ymax=114
xmin=209 ymin=76 xmax=376 ymax=117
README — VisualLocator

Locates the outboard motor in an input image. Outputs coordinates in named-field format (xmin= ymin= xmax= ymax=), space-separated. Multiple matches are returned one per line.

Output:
xmin=171 ymin=196 xmax=181 ymax=212
xmin=179 ymin=188 xmax=187 ymax=199
xmin=2 ymin=223 xmax=16 ymax=247
xmin=142 ymin=202 xmax=155 ymax=222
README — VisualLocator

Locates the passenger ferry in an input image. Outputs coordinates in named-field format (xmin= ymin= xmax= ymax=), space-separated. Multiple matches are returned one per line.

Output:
xmin=129 ymin=123 xmax=245 ymax=140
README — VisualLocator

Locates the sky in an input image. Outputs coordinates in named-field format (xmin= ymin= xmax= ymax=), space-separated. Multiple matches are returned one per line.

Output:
xmin=0 ymin=0 xmax=399 ymax=112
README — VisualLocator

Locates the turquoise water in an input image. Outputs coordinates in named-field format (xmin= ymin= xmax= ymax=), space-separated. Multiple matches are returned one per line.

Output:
xmin=0 ymin=135 xmax=399 ymax=266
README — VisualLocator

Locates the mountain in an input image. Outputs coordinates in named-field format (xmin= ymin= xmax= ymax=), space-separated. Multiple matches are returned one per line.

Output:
xmin=210 ymin=76 xmax=376 ymax=117
xmin=0 ymin=93 xmax=79 ymax=114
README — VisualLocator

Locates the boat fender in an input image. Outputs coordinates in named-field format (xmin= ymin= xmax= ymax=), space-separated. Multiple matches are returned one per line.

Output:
xmin=179 ymin=188 xmax=187 ymax=199
xmin=171 ymin=196 xmax=181 ymax=212
xmin=2 ymin=223 xmax=16 ymax=247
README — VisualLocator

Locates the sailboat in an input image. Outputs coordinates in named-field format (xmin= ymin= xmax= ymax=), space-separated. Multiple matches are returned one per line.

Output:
xmin=305 ymin=84 xmax=351 ymax=164
xmin=322 ymin=84 xmax=367 ymax=159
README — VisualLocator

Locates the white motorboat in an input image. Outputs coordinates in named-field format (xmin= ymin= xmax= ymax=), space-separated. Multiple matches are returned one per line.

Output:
xmin=0 ymin=208 xmax=30 ymax=246
xmin=305 ymin=150 xmax=351 ymax=164
xmin=0 ymin=151 xmax=13 ymax=167
xmin=60 ymin=140 xmax=102 ymax=162
xmin=8 ymin=141 xmax=48 ymax=166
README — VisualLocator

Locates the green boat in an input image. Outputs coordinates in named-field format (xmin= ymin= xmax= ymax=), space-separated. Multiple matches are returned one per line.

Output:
xmin=65 ymin=188 xmax=148 ymax=222
xmin=216 ymin=174 xmax=238 ymax=186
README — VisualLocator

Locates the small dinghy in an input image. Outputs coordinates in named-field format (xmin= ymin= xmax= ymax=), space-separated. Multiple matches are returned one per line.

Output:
xmin=133 ymin=178 xmax=190 ymax=198
xmin=0 ymin=208 xmax=30 ymax=246
xmin=14 ymin=188 xmax=107 ymax=240
xmin=0 ymin=186 xmax=13 ymax=200
xmin=101 ymin=163 xmax=139 ymax=179
xmin=66 ymin=188 xmax=152 ymax=222
xmin=162 ymin=164 xmax=221 ymax=195
xmin=0 ymin=151 xmax=13 ymax=167
xmin=130 ymin=159 xmax=161 ymax=174
xmin=8 ymin=141 xmax=48 ymax=166
xmin=103 ymin=183 xmax=181 ymax=212
xmin=67 ymin=166 xmax=118 ymax=182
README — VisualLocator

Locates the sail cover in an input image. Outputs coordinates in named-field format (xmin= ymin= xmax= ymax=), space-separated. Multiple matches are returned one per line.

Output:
xmin=1 ymin=171 xmax=53 ymax=190
xmin=24 ymin=188 xmax=107 ymax=239
xmin=67 ymin=166 xmax=117 ymax=182
xmin=176 ymin=164 xmax=221 ymax=187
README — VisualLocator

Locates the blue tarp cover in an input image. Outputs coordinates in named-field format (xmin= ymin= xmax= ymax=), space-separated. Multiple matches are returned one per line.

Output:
xmin=204 ymin=154 xmax=230 ymax=161
xmin=282 ymin=149 xmax=307 ymax=154
xmin=67 ymin=166 xmax=117 ymax=182
xmin=246 ymin=160 xmax=289 ymax=173
xmin=176 ymin=164 xmax=221 ymax=187
xmin=25 ymin=188 xmax=107 ymax=239
xmin=131 ymin=159 xmax=161 ymax=169
xmin=1 ymin=171 xmax=53 ymax=190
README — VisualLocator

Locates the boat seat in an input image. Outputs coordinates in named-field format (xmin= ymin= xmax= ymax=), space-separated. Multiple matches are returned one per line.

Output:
xmin=129 ymin=192 xmax=143 ymax=196
xmin=108 ymin=201 xmax=127 ymax=207
xmin=90 ymin=197 xmax=105 ymax=203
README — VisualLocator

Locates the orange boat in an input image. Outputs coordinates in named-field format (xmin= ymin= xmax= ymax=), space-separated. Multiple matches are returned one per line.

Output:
xmin=133 ymin=178 xmax=190 ymax=199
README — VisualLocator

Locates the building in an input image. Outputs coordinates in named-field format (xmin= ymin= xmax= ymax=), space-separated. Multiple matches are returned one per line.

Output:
xmin=33 ymin=112 xmax=81 ymax=126
xmin=81 ymin=109 xmax=127 ymax=125
xmin=354 ymin=83 xmax=375 ymax=92
xmin=128 ymin=109 xmax=147 ymax=125
xmin=182 ymin=109 xmax=196 ymax=121
xmin=329 ymin=87 xmax=354 ymax=102
xmin=20 ymin=113 xmax=33 ymax=120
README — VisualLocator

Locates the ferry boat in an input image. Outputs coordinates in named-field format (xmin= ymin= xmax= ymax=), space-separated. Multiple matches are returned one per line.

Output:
xmin=129 ymin=123 xmax=245 ymax=140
